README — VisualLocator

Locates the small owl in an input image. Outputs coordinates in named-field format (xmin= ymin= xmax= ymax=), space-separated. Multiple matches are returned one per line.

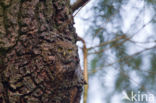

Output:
xmin=54 ymin=40 xmax=78 ymax=64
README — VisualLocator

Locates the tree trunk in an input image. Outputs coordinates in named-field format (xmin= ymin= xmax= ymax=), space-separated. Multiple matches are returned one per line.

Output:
xmin=0 ymin=0 xmax=84 ymax=103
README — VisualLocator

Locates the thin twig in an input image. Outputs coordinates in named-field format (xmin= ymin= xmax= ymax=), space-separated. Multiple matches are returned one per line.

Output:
xmin=129 ymin=39 xmax=156 ymax=44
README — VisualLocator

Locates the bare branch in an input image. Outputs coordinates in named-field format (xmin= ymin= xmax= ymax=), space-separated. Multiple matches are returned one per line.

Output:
xmin=88 ymin=35 xmax=126 ymax=50
xmin=89 ymin=36 xmax=129 ymax=55
xmin=89 ymin=45 xmax=156 ymax=73
xmin=77 ymin=36 xmax=88 ymax=103
xmin=71 ymin=0 xmax=90 ymax=12
xmin=88 ymin=19 xmax=153 ymax=55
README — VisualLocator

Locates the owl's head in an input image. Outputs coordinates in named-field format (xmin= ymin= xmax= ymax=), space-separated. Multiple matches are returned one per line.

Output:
xmin=54 ymin=40 xmax=78 ymax=64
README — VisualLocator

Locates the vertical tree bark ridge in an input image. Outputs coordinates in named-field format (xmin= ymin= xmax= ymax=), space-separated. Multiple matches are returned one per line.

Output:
xmin=0 ymin=0 xmax=85 ymax=103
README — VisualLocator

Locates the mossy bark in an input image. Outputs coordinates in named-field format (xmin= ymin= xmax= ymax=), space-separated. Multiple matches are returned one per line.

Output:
xmin=0 ymin=0 xmax=84 ymax=103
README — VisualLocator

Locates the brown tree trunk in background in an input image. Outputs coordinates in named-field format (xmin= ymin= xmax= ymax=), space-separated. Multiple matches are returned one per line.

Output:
xmin=0 ymin=0 xmax=84 ymax=103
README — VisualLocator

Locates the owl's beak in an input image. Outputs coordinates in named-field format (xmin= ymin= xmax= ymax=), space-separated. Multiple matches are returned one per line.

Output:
xmin=63 ymin=52 xmax=66 ymax=56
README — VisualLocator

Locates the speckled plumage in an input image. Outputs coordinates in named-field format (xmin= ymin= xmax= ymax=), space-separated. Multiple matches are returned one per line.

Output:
xmin=54 ymin=40 xmax=78 ymax=64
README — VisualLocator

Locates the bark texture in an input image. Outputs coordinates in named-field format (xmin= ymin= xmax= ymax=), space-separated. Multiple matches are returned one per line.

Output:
xmin=0 ymin=0 xmax=84 ymax=103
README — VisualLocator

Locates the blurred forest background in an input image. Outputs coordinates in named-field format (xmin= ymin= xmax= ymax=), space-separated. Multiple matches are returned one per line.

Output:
xmin=71 ymin=0 xmax=156 ymax=103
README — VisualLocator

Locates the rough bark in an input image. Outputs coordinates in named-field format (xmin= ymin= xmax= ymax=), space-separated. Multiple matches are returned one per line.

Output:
xmin=0 ymin=0 xmax=84 ymax=103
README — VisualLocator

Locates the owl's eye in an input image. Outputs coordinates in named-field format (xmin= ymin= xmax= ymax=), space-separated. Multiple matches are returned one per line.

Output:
xmin=68 ymin=49 xmax=72 ymax=53
xmin=58 ymin=47 xmax=63 ymax=52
